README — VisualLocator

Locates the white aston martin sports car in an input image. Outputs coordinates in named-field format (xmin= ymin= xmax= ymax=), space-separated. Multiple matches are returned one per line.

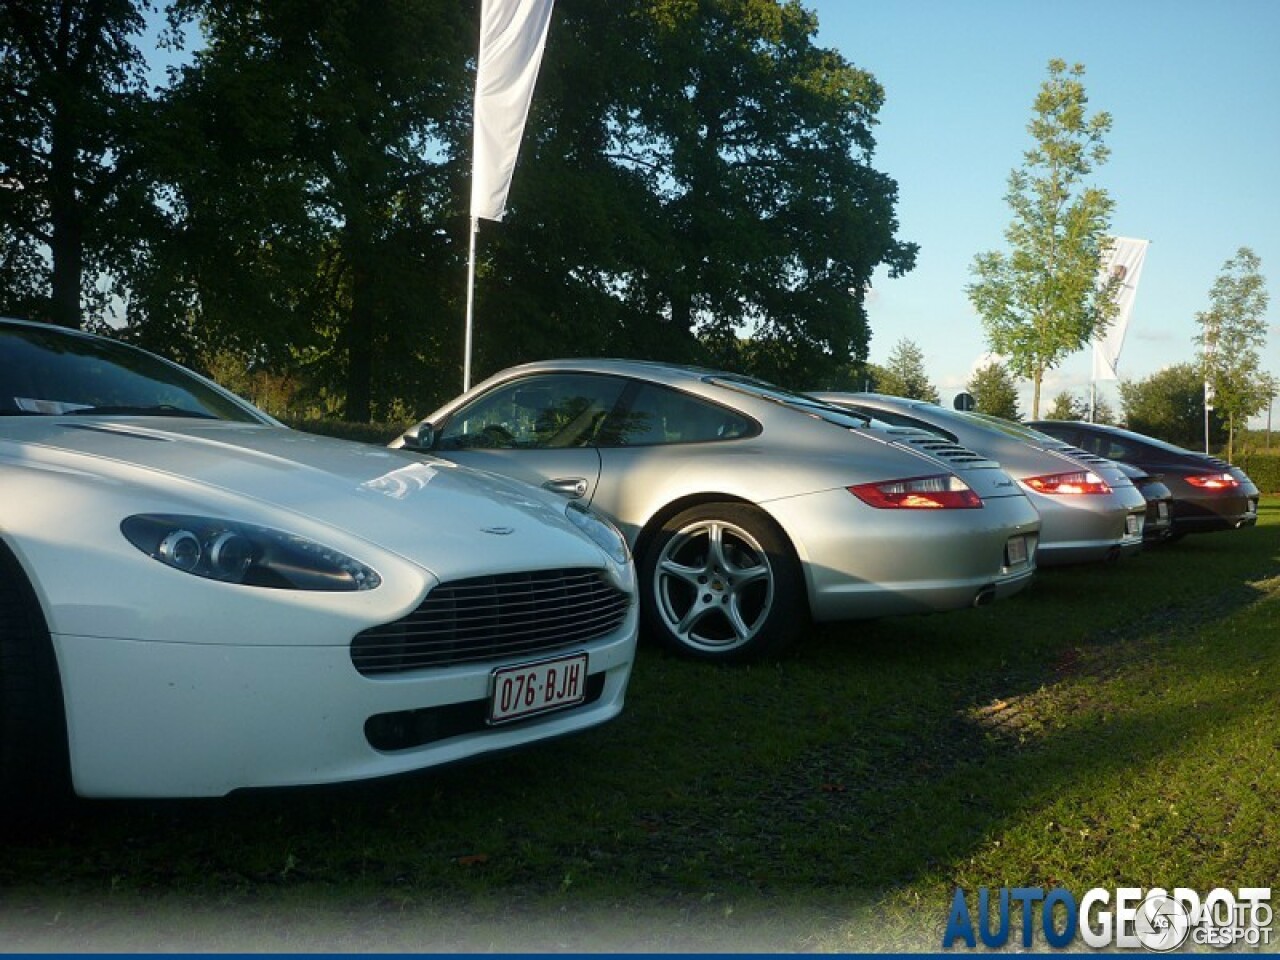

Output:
xmin=0 ymin=318 xmax=637 ymax=802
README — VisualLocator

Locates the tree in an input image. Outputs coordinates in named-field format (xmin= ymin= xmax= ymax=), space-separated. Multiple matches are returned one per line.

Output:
xmin=1091 ymin=394 xmax=1117 ymax=425
xmin=1044 ymin=389 xmax=1116 ymax=423
xmin=966 ymin=60 xmax=1118 ymax=419
xmin=875 ymin=338 xmax=939 ymax=402
xmin=1045 ymin=390 xmax=1086 ymax=420
xmin=1119 ymin=362 xmax=1224 ymax=449
xmin=967 ymin=360 xmax=1020 ymax=420
xmin=1195 ymin=247 xmax=1270 ymax=460
xmin=492 ymin=0 xmax=917 ymax=390
xmin=137 ymin=0 xmax=471 ymax=421
xmin=0 ymin=0 xmax=151 ymax=327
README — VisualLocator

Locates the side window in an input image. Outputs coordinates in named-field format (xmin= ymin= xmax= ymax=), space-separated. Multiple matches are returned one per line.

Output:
xmin=1104 ymin=437 xmax=1135 ymax=462
xmin=598 ymin=383 xmax=752 ymax=446
xmin=437 ymin=374 xmax=625 ymax=450
xmin=1076 ymin=433 xmax=1106 ymax=456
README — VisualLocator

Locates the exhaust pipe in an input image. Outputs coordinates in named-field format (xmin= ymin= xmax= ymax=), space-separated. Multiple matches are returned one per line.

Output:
xmin=973 ymin=584 xmax=997 ymax=608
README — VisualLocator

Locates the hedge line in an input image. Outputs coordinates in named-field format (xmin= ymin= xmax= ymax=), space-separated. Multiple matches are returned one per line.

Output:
xmin=1233 ymin=451 xmax=1280 ymax=494
xmin=283 ymin=418 xmax=411 ymax=446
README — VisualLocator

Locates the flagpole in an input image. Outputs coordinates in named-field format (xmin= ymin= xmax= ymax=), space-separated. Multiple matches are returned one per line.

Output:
xmin=463 ymin=217 xmax=478 ymax=392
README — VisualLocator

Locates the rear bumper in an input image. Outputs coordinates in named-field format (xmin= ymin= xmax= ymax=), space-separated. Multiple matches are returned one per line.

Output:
xmin=769 ymin=489 xmax=1041 ymax=622
xmin=1032 ymin=487 xmax=1147 ymax=565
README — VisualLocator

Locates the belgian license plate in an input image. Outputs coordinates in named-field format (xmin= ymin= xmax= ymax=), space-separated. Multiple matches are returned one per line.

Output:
xmin=1005 ymin=534 xmax=1028 ymax=566
xmin=489 ymin=653 xmax=588 ymax=725
xmin=1126 ymin=514 xmax=1143 ymax=536
xmin=1157 ymin=502 xmax=1169 ymax=520
xmin=1247 ymin=500 xmax=1258 ymax=517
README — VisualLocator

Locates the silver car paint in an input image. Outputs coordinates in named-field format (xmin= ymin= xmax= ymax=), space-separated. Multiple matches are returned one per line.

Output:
xmin=811 ymin=393 xmax=1148 ymax=565
xmin=400 ymin=360 xmax=1043 ymax=620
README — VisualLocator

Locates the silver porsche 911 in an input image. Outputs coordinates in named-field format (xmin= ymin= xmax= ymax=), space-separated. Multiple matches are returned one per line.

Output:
xmin=811 ymin=393 xmax=1150 ymax=565
xmin=395 ymin=360 xmax=1042 ymax=663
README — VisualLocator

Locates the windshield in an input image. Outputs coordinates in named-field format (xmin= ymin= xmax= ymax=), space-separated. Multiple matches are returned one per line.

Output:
xmin=0 ymin=323 xmax=264 ymax=422
xmin=709 ymin=375 xmax=871 ymax=426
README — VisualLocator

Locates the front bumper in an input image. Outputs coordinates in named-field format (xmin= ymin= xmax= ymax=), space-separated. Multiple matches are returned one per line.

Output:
xmin=54 ymin=616 xmax=636 ymax=798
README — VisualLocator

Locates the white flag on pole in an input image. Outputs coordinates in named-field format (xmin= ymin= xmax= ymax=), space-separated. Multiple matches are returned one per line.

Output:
xmin=470 ymin=0 xmax=555 ymax=222
xmin=1091 ymin=236 xmax=1150 ymax=381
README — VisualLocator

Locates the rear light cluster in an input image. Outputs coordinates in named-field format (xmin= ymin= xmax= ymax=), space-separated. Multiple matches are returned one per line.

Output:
xmin=1185 ymin=472 xmax=1240 ymax=491
xmin=1023 ymin=471 xmax=1111 ymax=495
xmin=849 ymin=474 xmax=983 ymax=510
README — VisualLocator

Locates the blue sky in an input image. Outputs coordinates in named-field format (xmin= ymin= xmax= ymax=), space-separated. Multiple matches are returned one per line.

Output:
xmin=807 ymin=0 xmax=1280 ymax=421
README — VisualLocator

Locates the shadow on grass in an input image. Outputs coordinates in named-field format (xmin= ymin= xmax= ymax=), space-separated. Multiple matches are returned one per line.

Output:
xmin=2 ymin=517 xmax=1277 ymax=950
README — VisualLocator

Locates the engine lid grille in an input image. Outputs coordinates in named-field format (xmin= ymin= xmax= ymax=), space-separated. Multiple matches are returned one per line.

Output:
xmin=887 ymin=429 xmax=998 ymax=468
xmin=352 ymin=568 xmax=631 ymax=675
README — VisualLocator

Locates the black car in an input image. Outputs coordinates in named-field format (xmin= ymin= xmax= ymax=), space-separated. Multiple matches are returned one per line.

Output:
xmin=1028 ymin=420 xmax=1260 ymax=538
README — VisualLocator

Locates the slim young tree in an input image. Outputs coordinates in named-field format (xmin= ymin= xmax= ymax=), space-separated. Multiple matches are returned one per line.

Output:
xmin=967 ymin=59 xmax=1119 ymax=418
xmin=1194 ymin=247 xmax=1270 ymax=460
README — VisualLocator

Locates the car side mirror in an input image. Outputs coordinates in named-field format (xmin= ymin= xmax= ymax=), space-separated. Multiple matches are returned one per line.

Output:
xmin=400 ymin=422 xmax=436 ymax=451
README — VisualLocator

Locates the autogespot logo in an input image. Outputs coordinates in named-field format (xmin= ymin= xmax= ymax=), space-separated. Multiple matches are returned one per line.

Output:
xmin=942 ymin=886 xmax=1273 ymax=951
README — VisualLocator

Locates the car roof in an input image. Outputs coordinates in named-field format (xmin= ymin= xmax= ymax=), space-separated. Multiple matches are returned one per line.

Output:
xmin=1029 ymin=419 xmax=1197 ymax=457
xmin=485 ymin=357 xmax=745 ymax=386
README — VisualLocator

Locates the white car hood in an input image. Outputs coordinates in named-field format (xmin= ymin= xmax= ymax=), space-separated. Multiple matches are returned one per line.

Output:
xmin=4 ymin=418 xmax=609 ymax=578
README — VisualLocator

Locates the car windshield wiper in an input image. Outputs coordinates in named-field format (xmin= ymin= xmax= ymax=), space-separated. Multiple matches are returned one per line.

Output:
xmin=65 ymin=404 xmax=218 ymax=419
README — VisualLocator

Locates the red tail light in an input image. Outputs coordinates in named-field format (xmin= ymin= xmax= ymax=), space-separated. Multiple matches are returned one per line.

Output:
xmin=1023 ymin=471 xmax=1111 ymax=495
xmin=1185 ymin=472 xmax=1240 ymax=491
xmin=849 ymin=474 xmax=982 ymax=509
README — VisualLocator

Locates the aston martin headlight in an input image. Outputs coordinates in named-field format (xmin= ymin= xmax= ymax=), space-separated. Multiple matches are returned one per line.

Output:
xmin=122 ymin=514 xmax=381 ymax=591
xmin=565 ymin=501 xmax=630 ymax=566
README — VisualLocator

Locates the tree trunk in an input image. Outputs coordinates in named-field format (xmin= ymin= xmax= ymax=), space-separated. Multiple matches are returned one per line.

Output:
xmin=48 ymin=99 xmax=82 ymax=328
xmin=344 ymin=260 xmax=374 ymax=423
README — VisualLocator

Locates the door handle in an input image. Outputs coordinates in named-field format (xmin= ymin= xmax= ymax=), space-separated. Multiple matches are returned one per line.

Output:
xmin=543 ymin=477 xmax=588 ymax=499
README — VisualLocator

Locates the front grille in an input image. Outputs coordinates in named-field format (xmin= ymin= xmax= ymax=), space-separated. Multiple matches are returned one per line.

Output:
xmin=351 ymin=568 xmax=631 ymax=675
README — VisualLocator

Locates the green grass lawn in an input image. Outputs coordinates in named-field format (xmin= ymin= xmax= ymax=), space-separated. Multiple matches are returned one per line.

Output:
xmin=4 ymin=501 xmax=1278 ymax=951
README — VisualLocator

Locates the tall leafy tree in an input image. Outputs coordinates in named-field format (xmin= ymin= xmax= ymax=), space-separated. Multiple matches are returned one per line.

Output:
xmin=967 ymin=59 xmax=1118 ymax=418
xmin=0 ymin=0 xmax=151 ymax=327
xmin=1119 ymin=362 xmax=1224 ymax=449
xmin=967 ymin=360 xmax=1020 ymax=420
xmin=142 ymin=0 xmax=470 ymax=421
xmin=1194 ymin=247 xmax=1270 ymax=460
xmin=876 ymin=338 xmax=939 ymax=402
xmin=482 ymin=0 xmax=916 ymax=389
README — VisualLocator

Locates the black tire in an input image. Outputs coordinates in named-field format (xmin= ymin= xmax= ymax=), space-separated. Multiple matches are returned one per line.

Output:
xmin=639 ymin=503 xmax=806 ymax=663
xmin=0 ymin=545 xmax=71 ymax=816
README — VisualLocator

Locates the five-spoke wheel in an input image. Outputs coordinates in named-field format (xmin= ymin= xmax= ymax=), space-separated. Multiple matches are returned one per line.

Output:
xmin=640 ymin=503 xmax=803 ymax=662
